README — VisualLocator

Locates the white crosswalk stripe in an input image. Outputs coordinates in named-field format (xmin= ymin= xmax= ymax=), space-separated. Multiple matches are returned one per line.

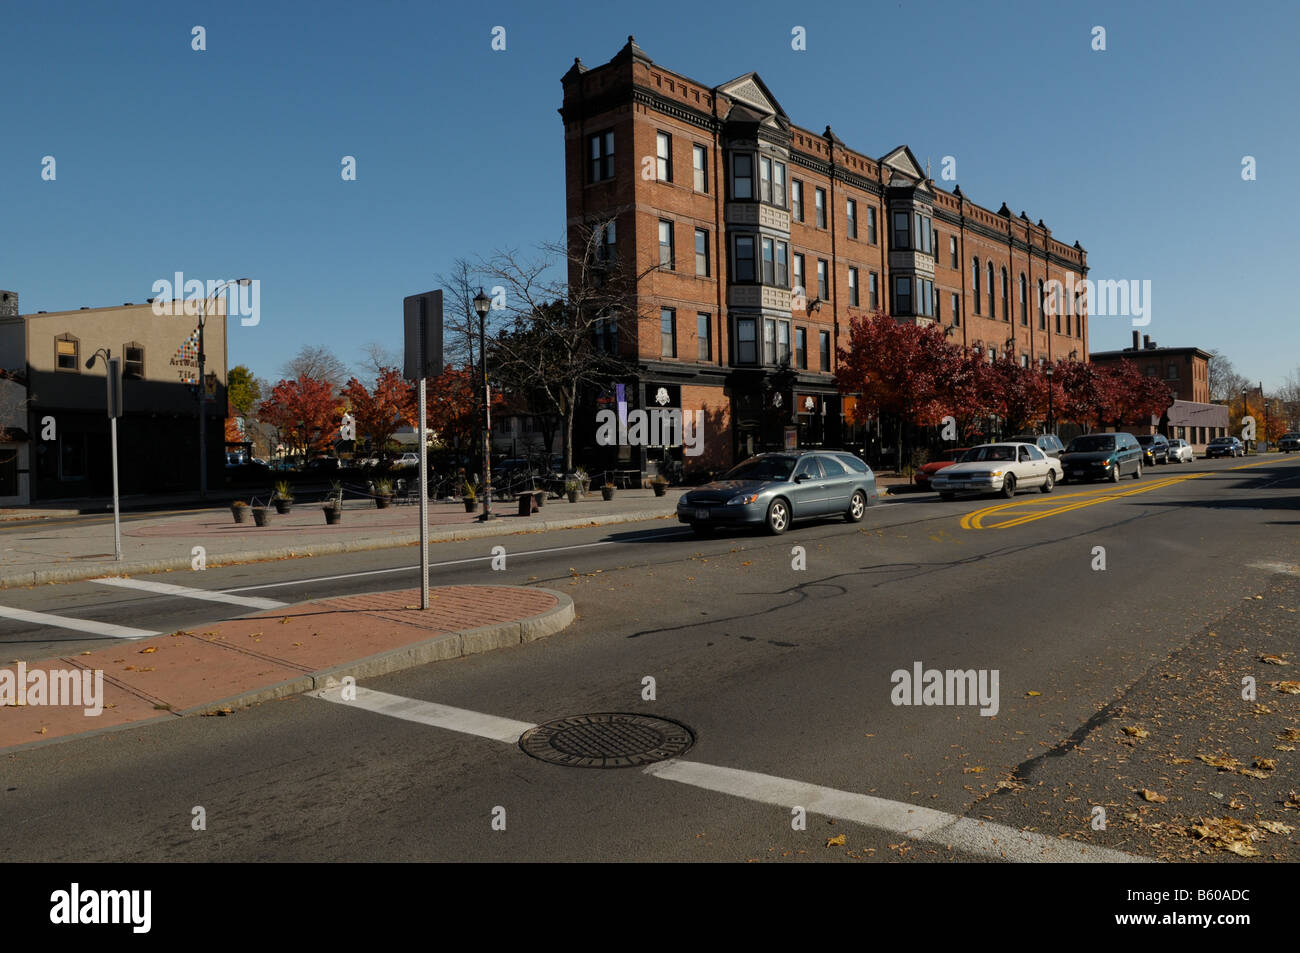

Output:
xmin=92 ymin=576 xmax=286 ymax=609
xmin=310 ymin=685 xmax=1144 ymax=863
xmin=0 ymin=604 xmax=157 ymax=639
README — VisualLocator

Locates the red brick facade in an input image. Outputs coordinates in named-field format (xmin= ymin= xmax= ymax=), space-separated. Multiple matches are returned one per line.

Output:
xmin=561 ymin=37 xmax=1089 ymax=472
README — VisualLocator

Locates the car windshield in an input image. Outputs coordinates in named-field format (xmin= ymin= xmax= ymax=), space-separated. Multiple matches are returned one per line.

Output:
xmin=963 ymin=445 xmax=1016 ymax=462
xmin=1136 ymin=436 xmax=1155 ymax=445
xmin=1210 ymin=438 xmax=1231 ymax=445
xmin=1067 ymin=435 xmax=1116 ymax=452
xmin=724 ymin=456 xmax=797 ymax=481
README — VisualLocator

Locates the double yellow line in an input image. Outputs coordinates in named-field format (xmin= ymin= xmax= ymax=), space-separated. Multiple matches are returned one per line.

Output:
xmin=961 ymin=457 xmax=1279 ymax=530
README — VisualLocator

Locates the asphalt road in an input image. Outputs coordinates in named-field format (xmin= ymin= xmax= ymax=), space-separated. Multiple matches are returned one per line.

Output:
xmin=4 ymin=455 xmax=1300 ymax=862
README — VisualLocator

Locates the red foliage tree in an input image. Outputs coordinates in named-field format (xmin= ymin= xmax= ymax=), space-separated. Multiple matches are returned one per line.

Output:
xmin=987 ymin=345 xmax=1047 ymax=434
xmin=424 ymin=365 xmax=484 ymax=454
xmin=342 ymin=367 xmax=415 ymax=453
xmin=836 ymin=313 xmax=956 ymax=427
xmin=257 ymin=376 xmax=340 ymax=458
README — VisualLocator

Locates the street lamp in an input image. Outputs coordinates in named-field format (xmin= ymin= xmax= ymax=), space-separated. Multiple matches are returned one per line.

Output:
xmin=196 ymin=278 xmax=251 ymax=498
xmin=1045 ymin=364 xmax=1054 ymax=434
xmin=472 ymin=288 xmax=496 ymax=521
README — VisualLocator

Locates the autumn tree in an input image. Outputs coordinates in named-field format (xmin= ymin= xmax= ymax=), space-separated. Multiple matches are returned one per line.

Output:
xmin=280 ymin=345 xmax=349 ymax=396
xmin=424 ymin=365 xmax=484 ymax=457
xmin=341 ymin=367 xmax=414 ymax=453
xmin=987 ymin=345 xmax=1047 ymax=435
xmin=257 ymin=376 xmax=340 ymax=458
xmin=227 ymin=365 xmax=262 ymax=416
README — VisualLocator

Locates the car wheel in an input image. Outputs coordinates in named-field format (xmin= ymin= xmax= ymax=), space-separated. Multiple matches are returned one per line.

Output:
xmin=1132 ymin=461 xmax=1142 ymax=480
xmin=765 ymin=498 xmax=790 ymax=535
xmin=1109 ymin=463 xmax=1121 ymax=483
xmin=1000 ymin=474 xmax=1017 ymax=499
xmin=939 ymin=491 xmax=955 ymax=501
xmin=1040 ymin=470 xmax=1056 ymax=493
xmin=689 ymin=522 xmax=712 ymax=537
xmin=845 ymin=490 xmax=867 ymax=523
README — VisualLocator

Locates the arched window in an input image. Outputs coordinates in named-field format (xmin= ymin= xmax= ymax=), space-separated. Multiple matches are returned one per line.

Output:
xmin=1018 ymin=274 xmax=1027 ymax=325
xmin=987 ymin=262 xmax=995 ymax=317
xmin=1000 ymin=267 xmax=1009 ymax=321
xmin=1037 ymin=279 xmax=1046 ymax=330
xmin=972 ymin=258 xmax=981 ymax=315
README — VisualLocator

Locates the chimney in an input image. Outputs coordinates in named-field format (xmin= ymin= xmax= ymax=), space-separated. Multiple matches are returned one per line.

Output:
xmin=1143 ymin=334 xmax=1151 ymax=349
xmin=1131 ymin=330 xmax=1140 ymax=350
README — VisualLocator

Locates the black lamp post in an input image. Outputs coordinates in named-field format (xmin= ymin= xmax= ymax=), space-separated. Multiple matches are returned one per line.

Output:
xmin=472 ymin=288 xmax=496 ymax=521
xmin=197 ymin=278 xmax=251 ymax=498
xmin=1045 ymin=364 xmax=1054 ymax=434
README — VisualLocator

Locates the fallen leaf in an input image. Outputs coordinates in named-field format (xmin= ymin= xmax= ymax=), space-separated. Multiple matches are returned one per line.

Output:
xmin=1274 ymin=681 xmax=1300 ymax=695
xmin=1139 ymin=789 xmax=1168 ymax=803
xmin=1123 ymin=726 xmax=1150 ymax=739
xmin=1254 ymin=758 xmax=1278 ymax=771
xmin=1025 ymin=691 xmax=1041 ymax=697
xmin=1198 ymin=754 xmax=1242 ymax=771
xmin=1260 ymin=654 xmax=1290 ymax=665
xmin=826 ymin=834 xmax=846 ymax=847
xmin=963 ymin=766 xmax=985 ymax=774
xmin=139 ymin=646 xmax=157 ymax=654
xmin=1259 ymin=821 xmax=1295 ymax=835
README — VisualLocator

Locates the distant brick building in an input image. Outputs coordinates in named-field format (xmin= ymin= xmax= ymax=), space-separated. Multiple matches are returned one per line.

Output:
xmin=1090 ymin=332 xmax=1226 ymax=449
xmin=560 ymin=37 xmax=1090 ymax=473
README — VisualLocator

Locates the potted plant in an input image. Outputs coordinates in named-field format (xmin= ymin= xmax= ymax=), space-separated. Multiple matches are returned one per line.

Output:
xmin=322 ymin=481 xmax=343 ymax=525
xmin=573 ymin=467 xmax=590 ymax=495
xmin=251 ymin=498 xmax=271 ymax=526
xmin=272 ymin=480 xmax=294 ymax=515
xmin=374 ymin=478 xmax=394 ymax=509
xmin=462 ymin=482 xmax=479 ymax=513
xmin=231 ymin=501 xmax=249 ymax=523
xmin=651 ymin=475 xmax=669 ymax=497
xmin=565 ymin=479 xmax=580 ymax=503
xmin=601 ymin=482 xmax=615 ymax=501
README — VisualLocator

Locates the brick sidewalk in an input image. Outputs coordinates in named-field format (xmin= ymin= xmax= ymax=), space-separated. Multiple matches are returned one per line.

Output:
xmin=0 ymin=585 xmax=573 ymax=753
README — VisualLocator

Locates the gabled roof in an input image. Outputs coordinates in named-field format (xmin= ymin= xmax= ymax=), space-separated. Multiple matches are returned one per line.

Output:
xmin=716 ymin=72 xmax=789 ymax=124
xmin=879 ymin=145 xmax=924 ymax=181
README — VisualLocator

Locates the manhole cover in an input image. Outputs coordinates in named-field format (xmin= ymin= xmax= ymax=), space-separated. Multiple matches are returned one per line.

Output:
xmin=518 ymin=713 xmax=695 ymax=768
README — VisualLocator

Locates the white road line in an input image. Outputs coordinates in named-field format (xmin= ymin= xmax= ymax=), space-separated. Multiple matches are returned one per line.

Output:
xmin=642 ymin=759 xmax=1143 ymax=863
xmin=92 ymin=576 xmax=286 ymax=609
xmin=0 ymin=604 xmax=158 ymax=640
xmin=221 ymin=531 xmax=684 ymax=593
xmin=309 ymin=687 xmax=1143 ymax=862
xmin=310 ymin=686 xmax=536 ymax=743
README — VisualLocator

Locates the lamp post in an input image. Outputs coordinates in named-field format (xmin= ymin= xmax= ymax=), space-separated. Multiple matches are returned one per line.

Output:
xmin=1045 ymin=364 xmax=1054 ymax=434
xmin=85 ymin=348 xmax=122 ymax=561
xmin=196 ymin=278 xmax=251 ymax=498
xmin=472 ymin=288 xmax=496 ymax=521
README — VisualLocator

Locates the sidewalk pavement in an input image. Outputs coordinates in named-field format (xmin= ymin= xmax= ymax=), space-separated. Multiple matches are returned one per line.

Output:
xmin=0 ymin=490 xmax=684 ymax=588
xmin=0 ymin=584 xmax=574 ymax=753
xmin=0 ymin=475 xmax=919 ymax=588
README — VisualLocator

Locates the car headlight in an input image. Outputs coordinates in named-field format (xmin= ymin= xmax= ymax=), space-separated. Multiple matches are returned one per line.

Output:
xmin=726 ymin=493 xmax=759 ymax=506
xmin=989 ymin=470 xmax=1002 ymax=477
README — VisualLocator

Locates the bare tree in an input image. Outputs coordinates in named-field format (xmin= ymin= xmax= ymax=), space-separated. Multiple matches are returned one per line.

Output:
xmin=357 ymin=341 xmax=401 ymax=378
xmin=482 ymin=213 xmax=650 ymax=472
xmin=1207 ymin=349 xmax=1249 ymax=403
xmin=279 ymin=345 xmax=349 ymax=395
xmin=436 ymin=258 xmax=489 ymax=370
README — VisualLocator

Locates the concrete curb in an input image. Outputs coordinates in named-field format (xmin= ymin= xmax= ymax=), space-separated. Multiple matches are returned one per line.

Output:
xmin=0 ymin=509 xmax=676 ymax=589
xmin=1 ymin=588 xmax=576 ymax=755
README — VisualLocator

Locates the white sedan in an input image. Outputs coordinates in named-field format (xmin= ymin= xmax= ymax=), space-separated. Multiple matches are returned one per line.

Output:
xmin=931 ymin=442 xmax=1063 ymax=500
xmin=1166 ymin=439 xmax=1195 ymax=463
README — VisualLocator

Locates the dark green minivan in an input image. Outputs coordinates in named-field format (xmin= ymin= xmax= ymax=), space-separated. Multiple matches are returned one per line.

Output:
xmin=1060 ymin=432 xmax=1143 ymax=483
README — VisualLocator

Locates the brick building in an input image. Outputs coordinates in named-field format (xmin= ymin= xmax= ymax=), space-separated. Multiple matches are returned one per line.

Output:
xmin=560 ymin=37 xmax=1090 ymax=474
xmin=1090 ymin=331 xmax=1227 ymax=450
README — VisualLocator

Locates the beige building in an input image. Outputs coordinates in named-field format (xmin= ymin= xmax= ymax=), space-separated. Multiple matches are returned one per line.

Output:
xmin=0 ymin=293 xmax=228 ymax=501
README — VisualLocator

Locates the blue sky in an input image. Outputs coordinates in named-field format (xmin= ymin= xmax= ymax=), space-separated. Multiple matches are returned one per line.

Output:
xmin=3 ymin=0 xmax=1297 ymax=388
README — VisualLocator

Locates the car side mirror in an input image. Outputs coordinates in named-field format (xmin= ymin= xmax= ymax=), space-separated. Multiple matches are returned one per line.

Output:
xmin=793 ymin=473 xmax=811 ymax=483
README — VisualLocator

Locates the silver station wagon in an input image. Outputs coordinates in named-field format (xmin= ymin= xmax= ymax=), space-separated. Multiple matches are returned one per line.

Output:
xmin=677 ymin=451 xmax=879 ymax=536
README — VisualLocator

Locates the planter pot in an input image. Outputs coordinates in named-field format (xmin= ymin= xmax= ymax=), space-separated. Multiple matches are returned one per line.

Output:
xmin=323 ymin=506 xmax=341 ymax=525
xmin=601 ymin=487 xmax=615 ymax=501
xmin=375 ymin=495 xmax=392 ymax=510
xmin=231 ymin=505 xmax=249 ymax=524
xmin=567 ymin=491 xmax=579 ymax=503
xmin=251 ymin=507 xmax=270 ymax=527
xmin=652 ymin=483 xmax=668 ymax=497
xmin=463 ymin=499 xmax=477 ymax=513
xmin=273 ymin=499 xmax=293 ymax=515
xmin=535 ymin=492 xmax=545 ymax=508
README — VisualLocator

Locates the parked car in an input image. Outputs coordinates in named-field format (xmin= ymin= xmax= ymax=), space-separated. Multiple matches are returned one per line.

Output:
xmin=1136 ymin=433 xmax=1170 ymax=466
xmin=1166 ymin=438 xmax=1194 ymax=463
xmin=1206 ymin=436 xmax=1245 ymax=458
xmin=395 ymin=452 xmax=421 ymax=468
xmin=1279 ymin=432 xmax=1300 ymax=453
xmin=1009 ymin=433 xmax=1066 ymax=458
xmin=676 ymin=450 xmax=879 ymax=536
xmin=304 ymin=457 xmax=341 ymax=474
xmin=1060 ymin=432 xmax=1143 ymax=483
xmin=930 ymin=442 xmax=1063 ymax=500
xmin=915 ymin=448 xmax=971 ymax=490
